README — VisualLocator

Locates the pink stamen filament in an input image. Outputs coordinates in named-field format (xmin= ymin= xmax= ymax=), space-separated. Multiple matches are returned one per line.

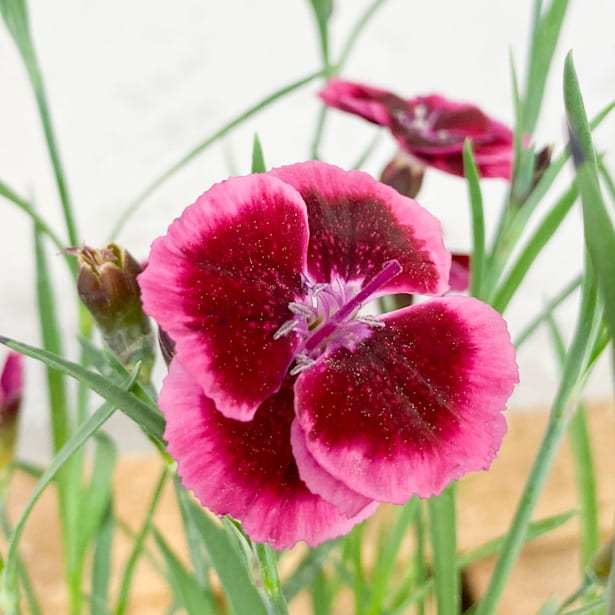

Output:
xmin=303 ymin=259 xmax=402 ymax=353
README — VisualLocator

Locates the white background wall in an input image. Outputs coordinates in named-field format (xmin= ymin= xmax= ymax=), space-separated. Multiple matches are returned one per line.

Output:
xmin=1 ymin=1 xmax=614 ymax=461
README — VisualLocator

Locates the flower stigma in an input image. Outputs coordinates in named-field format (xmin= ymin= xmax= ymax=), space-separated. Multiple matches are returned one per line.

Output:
xmin=274 ymin=259 xmax=402 ymax=374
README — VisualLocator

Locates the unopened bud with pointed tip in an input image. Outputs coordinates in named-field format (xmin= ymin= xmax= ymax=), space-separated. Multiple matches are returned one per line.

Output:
xmin=70 ymin=243 xmax=155 ymax=383
xmin=0 ymin=352 xmax=23 ymax=472
xmin=380 ymin=151 xmax=425 ymax=199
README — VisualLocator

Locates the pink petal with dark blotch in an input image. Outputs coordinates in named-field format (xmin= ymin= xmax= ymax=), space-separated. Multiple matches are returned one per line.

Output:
xmin=139 ymin=174 xmax=309 ymax=421
xmin=269 ymin=161 xmax=450 ymax=296
xmin=449 ymin=254 xmax=471 ymax=292
xmin=294 ymin=296 xmax=518 ymax=503
xmin=290 ymin=419 xmax=374 ymax=516
xmin=161 ymin=359 xmax=378 ymax=549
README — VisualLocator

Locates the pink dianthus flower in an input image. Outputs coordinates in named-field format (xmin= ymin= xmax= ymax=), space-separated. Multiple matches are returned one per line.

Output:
xmin=139 ymin=161 xmax=518 ymax=549
xmin=320 ymin=79 xmax=515 ymax=179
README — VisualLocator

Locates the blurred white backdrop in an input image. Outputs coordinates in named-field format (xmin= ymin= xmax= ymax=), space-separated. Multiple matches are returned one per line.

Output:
xmin=1 ymin=1 xmax=614 ymax=461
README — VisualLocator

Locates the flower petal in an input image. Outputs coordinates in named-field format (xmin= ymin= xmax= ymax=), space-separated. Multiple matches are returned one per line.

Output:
xmin=294 ymin=296 xmax=518 ymax=503
xmin=161 ymin=359 xmax=378 ymax=549
xmin=290 ymin=419 xmax=374 ymax=516
xmin=270 ymin=161 xmax=450 ymax=295
xmin=139 ymin=174 xmax=309 ymax=421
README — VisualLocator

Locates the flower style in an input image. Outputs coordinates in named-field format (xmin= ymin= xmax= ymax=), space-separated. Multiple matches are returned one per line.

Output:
xmin=0 ymin=352 xmax=24 ymax=471
xmin=320 ymin=78 xmax=515 ymax=179
xmin=139 ymin=161 xmax=518 ymax=549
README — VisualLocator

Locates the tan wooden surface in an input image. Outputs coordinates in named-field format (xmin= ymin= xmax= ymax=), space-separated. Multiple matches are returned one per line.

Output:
xmin=3 ymin=402 xmax=614 ymax=614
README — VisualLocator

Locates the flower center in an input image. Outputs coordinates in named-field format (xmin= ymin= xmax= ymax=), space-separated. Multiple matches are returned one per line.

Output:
xmin=274 ymin=260 xmax=402 ymax=374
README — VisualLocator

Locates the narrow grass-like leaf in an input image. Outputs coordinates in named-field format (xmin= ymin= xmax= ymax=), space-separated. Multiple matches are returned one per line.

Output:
xmin=307 ymin=0 xmax=332 ymax=69
xmin=1 ymin=0 xmax=78 ymax=245
xmin=0 ymin=179 xmax=66 ymax=253
xmin=386 ymin=511 xmax=575 ymax=615
xmin=545 ymin=315 xmax=599 ymax=569
xmin=564 ymin=53 xmax=615 ymax=345
xmin=174 ymin=479 xmax=212 ymax=592
xmin=153 ymin=528 xmax=217 ymax=615
xmin=183 ymin=498 xmax=270 ymax=615
xmin=561 ymin=597 xmax=606 ymax=615
xmin=364 ymin=498 xmax=419 ymax=615
xmin=310 ymin=569 xmax=333 ymax=615
xmin=0 ymin=389 xmax=128 ymax=614
xmin=463 ymin=141 xmax=485 ymax=299
xmin=428 ymin=484 xmax=459 ymax=615
xmin=115 ymin=468 xmax=167 ymax=615
xmin=0 ymin=336 xmax=165 ymax=443
xmin=90 ymin=505 xmax=114 ymax=615
xmin=109 ymin=69 xmax=324 ymax=240
xmin=492 ymin=184 xmax=577 ymax=313
xmin=78 ymin=433 xmax=117 ymax=564
xmin=457 ymin=509 xmax=576 ymax=567
xmin=522 ymin=0 xmax=570 ymax=134
xmin=282 ymin=540 xmax=337 ymax=601
xmin=513 ymin=275 xmax=581 ymax=347
xmin=475 ymin=255 xmax=604 ymax=615
xmin=251 ymin=134 xmax=267 ymax=173
xmin=254 ymin=543 xmax=288 ymax=615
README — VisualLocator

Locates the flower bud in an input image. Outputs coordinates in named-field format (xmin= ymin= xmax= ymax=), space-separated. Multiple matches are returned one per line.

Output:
xmin=590 ymin=537 xmax=614 ymax=582
xmin=380 ymin=151 xmax=425 ymax=199
xmin=0 ymin=352 xmax=23 ymax=472
xmin=71 ymin=244 xmax=155 ymax=383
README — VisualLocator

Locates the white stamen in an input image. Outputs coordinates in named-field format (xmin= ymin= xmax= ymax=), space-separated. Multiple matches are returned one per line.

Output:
xmin=312 ymin=283 xmax=328 ymax=295
xmin=357 ymin=315 xmax=386 ymax=328
xmin=414 ymin=103 xmax=427 ymax=119
xmin=290 ymin=354 xmax=316 ymax=375
xmin=288 ymin=301 xmax=314 ymax=317
xmin=273 ymin=319 xmax=298 ymax=340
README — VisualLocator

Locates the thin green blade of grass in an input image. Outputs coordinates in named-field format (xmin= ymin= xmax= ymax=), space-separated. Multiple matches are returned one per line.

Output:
xmin=463 ymin=141 xmax=486 ymax=300
xmin=307 ymin=0 xmax=332 ymax=70
xmin=0 ymin=389 xmax=129 ymax=614
xmin=564 ymin=53 xmax=615 ymax=347
xmin=90 ymin=505 xmax=114 ymax=615
xmin=545 ymin=313 xmax=599 ymax=569
xmin=428 ymin=483 xmax=459 ymax=615
xmin=183 ymin=497 xmax=271 ymax=615
xmin=1 ymin=0 xmax=78 ymax=246
xmin=475 ymin=254 xmax=604 ymax=615
xmin=522 ymin=0 xmax=570 ymax=134
xmin=251 ymin=134 xmax=267 ymax=173
xmin=0 ymin=336 xmax=165 ymax=444
xmin=114 ymin=469 xmax=168 ymax=615
xmin=364 ymin=498 xmax=419 ymax=615
xmin=152 ymin=528 xmax=218 ymax=615
xmin=492 ymin=184 xmax=577 ymax=313
xmin=109 ymin=69 xmax=324 ymax=240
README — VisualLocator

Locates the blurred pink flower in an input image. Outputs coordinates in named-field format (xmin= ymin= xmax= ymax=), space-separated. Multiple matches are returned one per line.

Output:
xmin=139 ymin=161 xmax=518 ymax=548
xmin=0 ymin=352 xmax=23 ymax=470
xmin=320 ymin=79 xmax=515 ymax=179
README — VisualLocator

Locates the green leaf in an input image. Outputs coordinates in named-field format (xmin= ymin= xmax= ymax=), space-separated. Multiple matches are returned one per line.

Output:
xmin=0 ymin=389 xmax=128 ymax=611
xmin=363 ymin=498 xmax=419 ymax=615
xmin=182 ymin=496 xmax=270 ymax=615
xmin=307 ymin=0 xmax=332 ymax=67
xmin=78 ymin=433 xmax=117 ymax=562
xmin=109 ymin=69 xmax=324 ymax=240
xmin=0 ymin=336 xmax=165 ymax=444
xmin=90 ymin=506 xmax=114 ymax=615
xmin=282 ymin=540 xmax=337 ymax=601
xmin=251 ymin=133 xmax=267 ymax=173
xmin=463 ymin=141 xmax=485 ymax=300
xmin=522 ymin=0 xmax=570 ymax=134
xmin=153 ymin=529 xmax=217 ymax=615
xmin=492 ymin=184 xmax=578 ymax=313
xmin=114 ymin=468 xmax=168 ymax=615
xmin=428 ymin=484 xmax=459 ymax=615
xmin=564 ymin=53 xmax=615 ymax=345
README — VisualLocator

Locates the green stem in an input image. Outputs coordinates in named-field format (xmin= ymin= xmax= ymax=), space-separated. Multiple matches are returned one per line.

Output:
xmin=109 ymin=69 xmax=324 ymax=240
xmin=428 ymin=484 xmax=459 ymax=614
xmin=254 ymin=543 xmax=289 ymax=615
xmin=475 ymin=258 xmax=603 ymax=615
